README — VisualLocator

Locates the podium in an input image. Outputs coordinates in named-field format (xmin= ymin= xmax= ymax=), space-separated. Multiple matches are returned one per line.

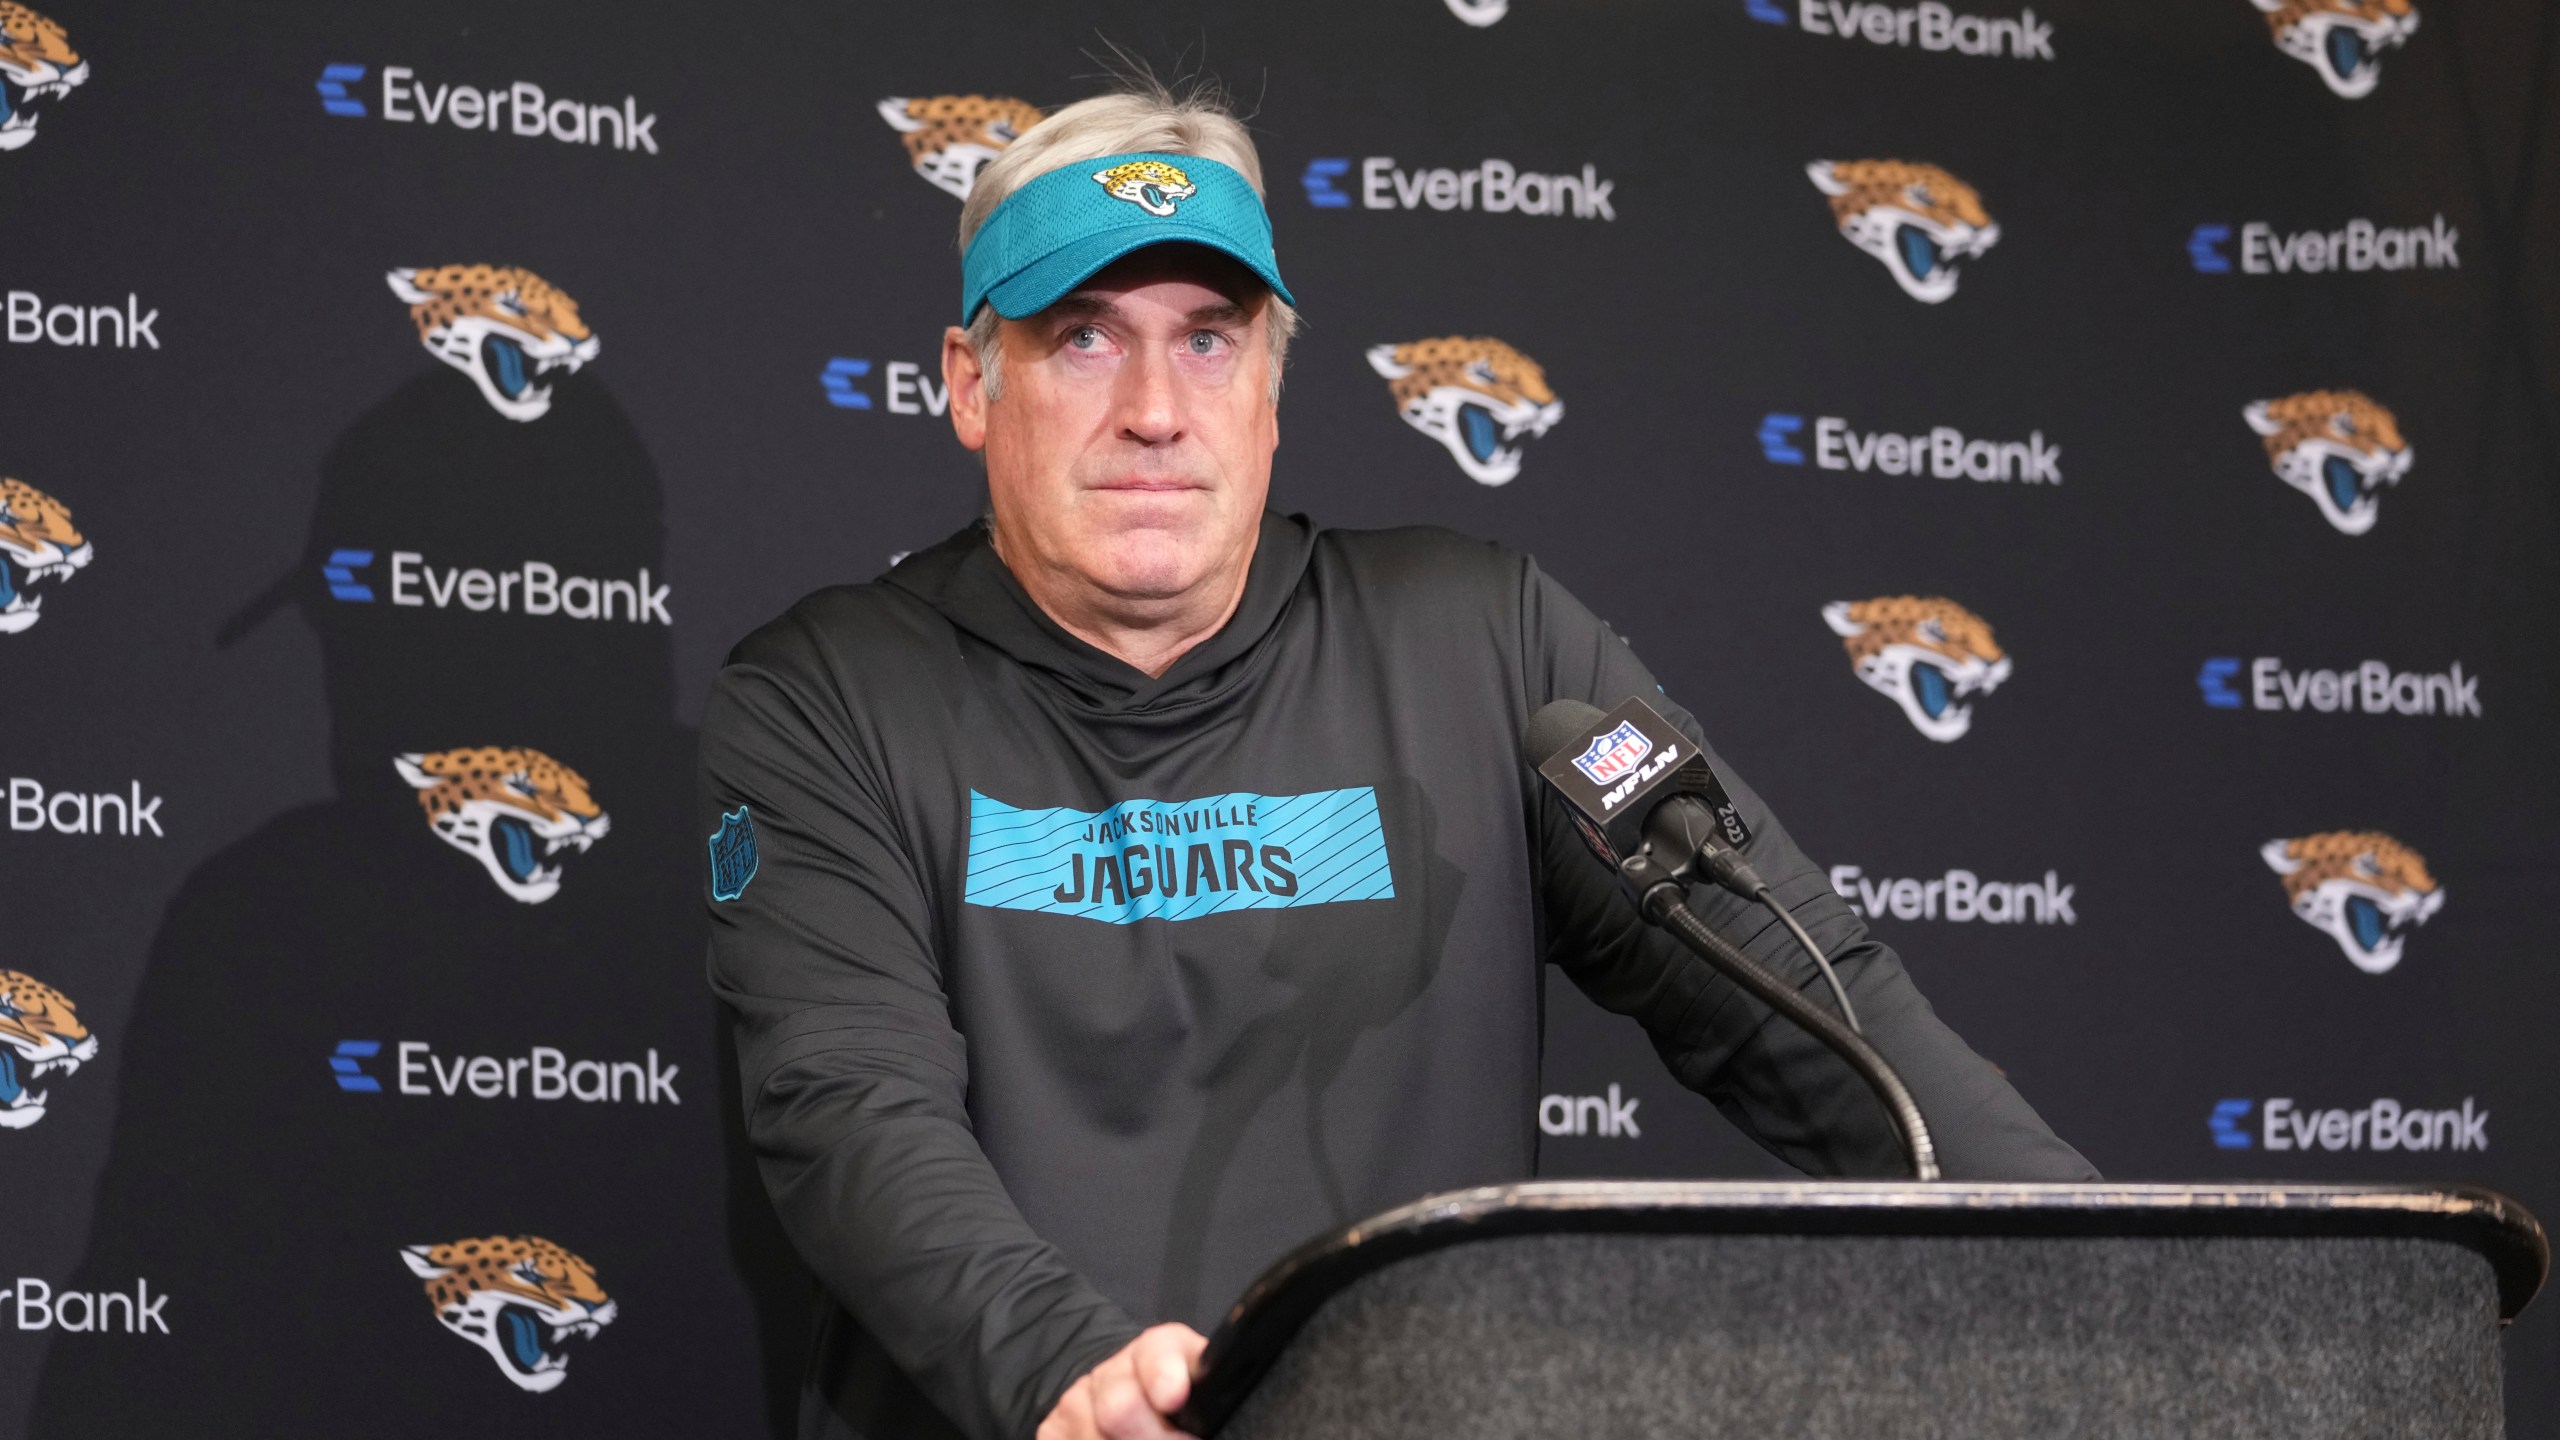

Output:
xmin=1177 ymin=1181 xmax=2548 ymax=1439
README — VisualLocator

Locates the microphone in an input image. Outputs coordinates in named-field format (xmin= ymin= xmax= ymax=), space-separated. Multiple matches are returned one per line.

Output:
xmin=1524 ymin=697 xmax=1764 ymax=901
xmin=1524 ymin=696 xmax=1939 ymax=1181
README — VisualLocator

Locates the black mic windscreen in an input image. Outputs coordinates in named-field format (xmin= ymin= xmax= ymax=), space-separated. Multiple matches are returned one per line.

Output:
xmin=1523 ymin=698 xmax=1608 ymax=769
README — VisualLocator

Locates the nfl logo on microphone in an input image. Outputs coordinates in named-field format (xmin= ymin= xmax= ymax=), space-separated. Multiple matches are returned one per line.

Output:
xmin=1573 ymin=721 xmax=1652 ymax=785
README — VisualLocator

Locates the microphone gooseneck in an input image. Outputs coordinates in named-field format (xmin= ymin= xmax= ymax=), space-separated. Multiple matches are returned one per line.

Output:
xmin=1620 ymin=827 xmax=1938 ymax=1182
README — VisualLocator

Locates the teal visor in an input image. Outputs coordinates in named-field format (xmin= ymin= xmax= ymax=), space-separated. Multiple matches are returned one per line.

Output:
xmin=959 ymin=150 xmax=1295 ymax=324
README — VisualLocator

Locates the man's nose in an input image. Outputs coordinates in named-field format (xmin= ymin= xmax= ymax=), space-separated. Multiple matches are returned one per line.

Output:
xmin=1115 ymin=342 xmax=1183 ymax=445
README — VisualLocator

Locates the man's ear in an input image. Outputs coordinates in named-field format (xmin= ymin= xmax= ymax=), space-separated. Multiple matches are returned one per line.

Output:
xmin=944 ymin=324 xmax=989 ymax=453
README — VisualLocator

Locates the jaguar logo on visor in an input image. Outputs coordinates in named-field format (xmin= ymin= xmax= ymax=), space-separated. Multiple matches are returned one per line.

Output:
xmin=1092 ymin=159 xmax=1198 ymax=217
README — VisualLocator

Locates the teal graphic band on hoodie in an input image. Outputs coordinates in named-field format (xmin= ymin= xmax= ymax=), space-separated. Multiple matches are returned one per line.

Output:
xmin=965 ymin=787 xmax=1394 ymax=922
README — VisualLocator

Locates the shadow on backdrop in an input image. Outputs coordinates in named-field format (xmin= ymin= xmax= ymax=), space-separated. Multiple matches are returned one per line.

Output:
xmin=33 ymin=367 xmax=808 ymax=1437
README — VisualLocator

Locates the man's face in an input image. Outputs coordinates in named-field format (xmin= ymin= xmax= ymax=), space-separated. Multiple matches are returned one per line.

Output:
xmin=946 ymin=246 xmax=1278 ymax=608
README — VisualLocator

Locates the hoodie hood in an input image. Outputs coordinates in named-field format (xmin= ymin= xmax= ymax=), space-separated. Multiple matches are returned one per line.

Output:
xmin=883 ymin=510 xmax=1318 ymax=716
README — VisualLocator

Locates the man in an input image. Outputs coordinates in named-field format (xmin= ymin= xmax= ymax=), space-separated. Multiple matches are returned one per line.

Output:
xmin=699 ymin=84 xmax=2095 ymax=1440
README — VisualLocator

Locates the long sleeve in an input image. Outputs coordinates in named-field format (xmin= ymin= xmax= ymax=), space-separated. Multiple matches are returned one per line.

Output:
xmin=698 ymin=612 xmax=1139 ymax=1440
xmin=1520 ymin=561 xmax=2098 ymax=1181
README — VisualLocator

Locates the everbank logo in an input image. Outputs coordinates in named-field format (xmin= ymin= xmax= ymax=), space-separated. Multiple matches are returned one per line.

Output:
xmin=332 ymin=1039 xmax=679 ymax=1105
xmin=819 ymin=355 xmax=950 ymax=415
xmin=5 ymin=1278 xmax=167 ymax=1334
xmin=2187 ymin=216 xmax=2456 ymax=275
xmin=322 ymin=548 xmax=671 ymax=625
xmin=1304 ymin=156 xmax=1616 ymax=221
xmin=2210 ymin=1096 xmax=2482 ymax=1152
xmin=1760 ymin=412 xmax=2060 ymax=484
xmin=1829 ymin=865 xmax=2075 ymax=924
xmin=315 ymin=64 xmax=659 ymax=153
xmin=2197 ymin=657 xmax=2479 ymax=717
xmin=1539 ymin=1085 xmax=1642 ymax=1138
xmin=7 ymin=290 xmax=161 ymax=349
xmin=9 ymin=777 xmax=164 ymax=836
xmin=1746 ymin=0 xmax=2054 ymax=59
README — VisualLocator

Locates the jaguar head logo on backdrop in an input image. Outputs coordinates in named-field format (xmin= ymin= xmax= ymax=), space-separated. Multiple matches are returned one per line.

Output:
xmin=877 ymin=94 xmax=1043 ymax=199
xmin=1367 ymin=337 xmax=1565 ymax=486
xmin=2261 ymin=831 xmax=2442 ymax=973
xmin=0 ymin=968 xmax=97 ymax=1129
xmin=0 ymin=4 xmax=86 ymax=152
xmin=386 ymin=266 xmax=599 ymax=423
xmin=401 ymin=1237 xmax=616 ymax=1392
xmin=2254 ymin=0 xmax=2417 ymax=98
xmin=0 ymin=476 xmax=93 ymax=634
xmin=1443 ymin=0 xmax=1512 ymax=24
xmin=396 ymin=747 xmax=610 ymax=904
xmin=2244 ymin=390 xmax=2410 ymax=535
xmin=1807 ymin=160 xmax=2000 ymax=303
xmin=1823 ymin=596 xmax=2012 ymax=741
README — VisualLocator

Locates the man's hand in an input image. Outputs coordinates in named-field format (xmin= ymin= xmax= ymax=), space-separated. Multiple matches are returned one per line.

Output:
xmin=1037 ymin=1323 xmax=1208 ymax=1440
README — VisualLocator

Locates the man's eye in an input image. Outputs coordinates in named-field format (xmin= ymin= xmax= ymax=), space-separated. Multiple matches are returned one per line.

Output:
xmin=1186 ymin=331 xmax=1225 ymax=356
xmin=1067 ymin=326 xmax=1104 ymax=350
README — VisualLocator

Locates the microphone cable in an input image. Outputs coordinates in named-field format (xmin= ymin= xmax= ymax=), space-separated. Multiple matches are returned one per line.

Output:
xmin=1652 ymin=801 xmax=1863 ymax=1033
xmin=1754 ymin=883 xmax=1861 ymax=1035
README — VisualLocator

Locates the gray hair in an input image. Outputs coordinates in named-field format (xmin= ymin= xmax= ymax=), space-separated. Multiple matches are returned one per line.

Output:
xmin=958 ymin=83 xmax=1300 ymax=404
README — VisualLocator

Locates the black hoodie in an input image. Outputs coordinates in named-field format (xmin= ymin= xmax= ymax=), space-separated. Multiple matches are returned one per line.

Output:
xmin=698 ymin=512 xmax=2094 ymax=1440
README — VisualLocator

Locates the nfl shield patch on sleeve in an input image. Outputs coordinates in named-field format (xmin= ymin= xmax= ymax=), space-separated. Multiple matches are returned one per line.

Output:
xmin=708 ymin=807 xmax=759 ymax=901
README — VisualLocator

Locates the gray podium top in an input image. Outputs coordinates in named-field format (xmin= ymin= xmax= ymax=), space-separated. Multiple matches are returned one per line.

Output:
xmin=1179 ymin=1181 xmax=2549 ymax=1438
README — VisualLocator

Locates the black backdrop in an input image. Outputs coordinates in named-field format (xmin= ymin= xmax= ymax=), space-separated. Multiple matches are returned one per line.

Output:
xmin=6 ymin=0 xmax=2557 ymax=1433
